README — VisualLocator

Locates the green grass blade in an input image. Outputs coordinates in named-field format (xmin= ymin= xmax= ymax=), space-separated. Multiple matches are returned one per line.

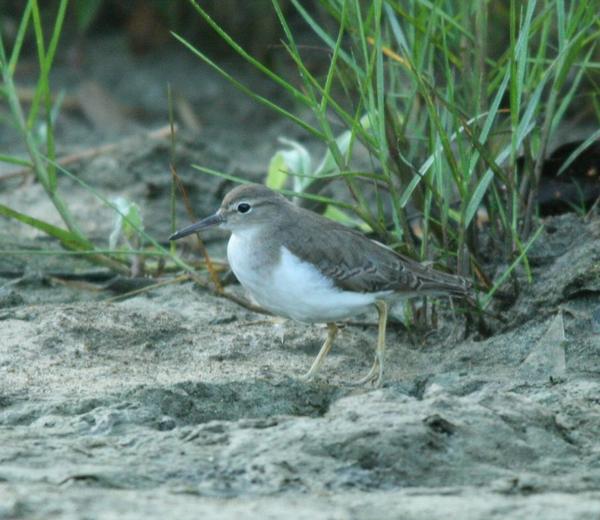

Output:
xmin=0 ymin=154 xmax=32 ymax=167
xmin=1 ymin=249 xmax=170 ymax=257
xmin=482 ymin=225 xmax=544 ymax=308
xmin=8 ymin=1 xmax=33 ymax=73
xmin=290 ymin=0 xmax=365 ymax=80
xmin=26 ymin=0 xmax=46 ymax=129
xmin=551 ymin=46 xmax=595 ymax=135
xmin=172 ymin=32 xmax=325 ymax=140
xmin=0 ymin=203 xmax=92 ymax=250
xmin=557 ymin=129 xmax=600 ymax=176
xmin=190 ymin=164 xmax=356 ymax=211
xmin=464 ymin=121 xmax=534 ymax=228
xmin=186 ymin=0 xmax=313 ymax=104
xmin=467 ymin=67 xmax=511 ymax=178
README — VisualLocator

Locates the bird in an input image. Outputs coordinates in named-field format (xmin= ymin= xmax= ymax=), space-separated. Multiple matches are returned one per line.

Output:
xmin=169 ymin=184 xmax=471 ymax=386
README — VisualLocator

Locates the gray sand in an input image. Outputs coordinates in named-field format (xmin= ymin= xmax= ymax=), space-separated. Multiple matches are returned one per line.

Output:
xmin=1 ymin=35 xmax=600 ymax=519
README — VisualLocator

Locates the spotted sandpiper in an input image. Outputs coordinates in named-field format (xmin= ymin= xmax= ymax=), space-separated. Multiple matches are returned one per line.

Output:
xmin=170 ymin=184 xmax=471 ymax=386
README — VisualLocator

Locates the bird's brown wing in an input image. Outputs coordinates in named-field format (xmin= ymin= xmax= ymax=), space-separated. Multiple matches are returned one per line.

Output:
xmin=280 ymin=211 xmax=470 ymax=296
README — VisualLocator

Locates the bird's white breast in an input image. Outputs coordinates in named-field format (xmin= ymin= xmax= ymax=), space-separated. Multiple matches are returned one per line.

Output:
xmin=227 ymin=230 xmax=388 ymax=323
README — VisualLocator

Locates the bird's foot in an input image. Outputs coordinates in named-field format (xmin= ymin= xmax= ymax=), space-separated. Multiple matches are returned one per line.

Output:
xmin=352 ymin=362 xmax=382 ymax=387
xmin=298 ymin=369 xmax=317 ymax=382
xmin=298 ymin=323 xmax=338 ymax=383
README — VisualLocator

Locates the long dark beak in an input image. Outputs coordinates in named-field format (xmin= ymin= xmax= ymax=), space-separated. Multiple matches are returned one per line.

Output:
xmin=169 ymin=212 xmax=224 ymax=241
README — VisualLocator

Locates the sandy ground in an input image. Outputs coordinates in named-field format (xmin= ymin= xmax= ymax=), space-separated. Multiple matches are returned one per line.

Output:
xmin=1 ymin=36 xmax=600 ymax=519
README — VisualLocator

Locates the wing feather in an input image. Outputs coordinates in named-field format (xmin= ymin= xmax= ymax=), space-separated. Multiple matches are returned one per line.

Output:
xmin=279 ymin=207 xmax=470 ymax=296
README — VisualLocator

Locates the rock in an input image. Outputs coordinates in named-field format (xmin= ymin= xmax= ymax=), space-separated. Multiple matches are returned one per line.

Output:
xmin=518 ymin=312 xmax=566 ymax=381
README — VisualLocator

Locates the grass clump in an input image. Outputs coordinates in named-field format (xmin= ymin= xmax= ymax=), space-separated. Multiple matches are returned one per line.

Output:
xmin=176 ymin=0 xmax=600 ymax=306
xmin=1 ymin=1 xmax=598 ymax=313
xmin=0 ymin=1 xmax=191 ymax=280
xmin=0 ymin=0 xmax=133 ymax=273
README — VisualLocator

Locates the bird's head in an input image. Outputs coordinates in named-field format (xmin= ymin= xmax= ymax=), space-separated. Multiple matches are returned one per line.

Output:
xmin=169 ymin=184 xmax=289 ymax=240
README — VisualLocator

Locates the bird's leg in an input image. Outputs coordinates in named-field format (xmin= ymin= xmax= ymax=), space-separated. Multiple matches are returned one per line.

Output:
xmin=355 ymin=300 xmax=388 ymax=387
xmin=300 ymin=322 xmax=338 ymax=381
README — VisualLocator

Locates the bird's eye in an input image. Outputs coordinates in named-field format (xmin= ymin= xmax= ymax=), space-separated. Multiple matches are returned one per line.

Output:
xmin=237 ymin=202 xmax=251 ymax=214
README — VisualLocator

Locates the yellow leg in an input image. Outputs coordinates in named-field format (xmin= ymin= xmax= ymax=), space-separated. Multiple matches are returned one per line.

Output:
xmin=355 ymin=300 xmax=388 ymax=387
xmin=300 ymin=323 xmax=338 ymax=381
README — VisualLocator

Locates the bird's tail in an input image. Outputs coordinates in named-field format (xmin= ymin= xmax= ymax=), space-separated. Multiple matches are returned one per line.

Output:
xmin=411 ymin=262 xmax=473 ymax=298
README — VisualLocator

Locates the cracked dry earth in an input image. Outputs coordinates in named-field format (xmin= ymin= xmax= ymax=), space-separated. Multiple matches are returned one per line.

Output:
xmin=1 ymin=212 xmax=600 ymax=520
